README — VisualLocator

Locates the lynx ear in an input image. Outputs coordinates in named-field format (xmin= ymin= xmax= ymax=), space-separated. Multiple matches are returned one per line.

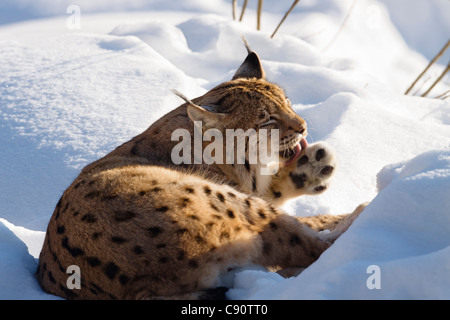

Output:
xmin=173 ymin=90 xmax=226 ymax=128
xmin=186 ymin=104 xmax=227 ymax=128
xmin=232 ymin=37 xmax=266 ymax=80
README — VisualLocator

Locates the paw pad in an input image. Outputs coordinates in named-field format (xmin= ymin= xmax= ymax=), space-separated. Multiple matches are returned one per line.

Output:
xmin=297 ymin=155 xmax=309 ymax=166
xmin=320 ymin=165 xmax=334 ymax=176
xmin=315 ymin=149 xmax=326 ymax=161
xmin=289 ymin=172 xmax=307 ymax=189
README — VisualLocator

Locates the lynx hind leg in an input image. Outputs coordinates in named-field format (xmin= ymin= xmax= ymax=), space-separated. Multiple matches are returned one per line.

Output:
xmin=296 ymin=213 xmax=349 ymax=232
xmin=298 ymin=202 xmax=369 ymax=243
xmin=277 ymin=203 xmax=368 ymax=279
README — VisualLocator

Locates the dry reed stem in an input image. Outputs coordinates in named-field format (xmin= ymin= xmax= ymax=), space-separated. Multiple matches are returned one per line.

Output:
xmin=257 ymin=0 xmax=263 ymax=30
xmin=412 ymin=75 xmax=432 ymax=96
xmin=239 ymin=0 xmax=248 ymax=22
xmin=434 ymin=89 xmax=450 ymax=100
xmin=421 ymin=60 xmax=450 ymax=97
xmin=271 ymin=0 xmax=300 ymax=39
xmin=405 ymin=39 xmax=450 ymax=95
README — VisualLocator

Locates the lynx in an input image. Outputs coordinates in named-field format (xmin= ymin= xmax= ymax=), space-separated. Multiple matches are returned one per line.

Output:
xmin=36 ymin=42 xmax=364 ymax=299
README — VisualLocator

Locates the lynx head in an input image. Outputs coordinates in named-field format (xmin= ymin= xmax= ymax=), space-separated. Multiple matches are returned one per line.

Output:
xmin=175 ymin=41 xmax=308 ymax=170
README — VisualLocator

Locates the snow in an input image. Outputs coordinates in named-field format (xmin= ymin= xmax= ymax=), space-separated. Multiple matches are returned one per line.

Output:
xmin=230 ymin=149 xmax=450 ymax=299
xmin=0 ymin=0 xmax=449 ymax=300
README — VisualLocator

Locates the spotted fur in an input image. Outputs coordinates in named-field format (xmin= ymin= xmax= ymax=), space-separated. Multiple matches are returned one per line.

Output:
xmin=36 ymin=46 xmax=364 ymax=300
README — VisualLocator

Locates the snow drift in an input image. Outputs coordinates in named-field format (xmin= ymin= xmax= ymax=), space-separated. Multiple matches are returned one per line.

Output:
xmin=0 ymin=0 xmax=449 ymax=299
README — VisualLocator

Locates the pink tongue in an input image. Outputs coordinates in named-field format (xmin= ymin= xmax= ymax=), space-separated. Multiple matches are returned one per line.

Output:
xmin=283 ymin=138 xmax=308 ymax=167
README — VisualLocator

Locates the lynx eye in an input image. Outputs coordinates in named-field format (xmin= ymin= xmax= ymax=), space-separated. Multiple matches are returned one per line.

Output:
xmin=260 ymin=115 xmax=278 ymax=127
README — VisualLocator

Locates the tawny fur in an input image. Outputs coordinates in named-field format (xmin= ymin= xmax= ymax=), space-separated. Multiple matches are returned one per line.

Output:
xmin=36 ymin=48 xmax=365 ymax=300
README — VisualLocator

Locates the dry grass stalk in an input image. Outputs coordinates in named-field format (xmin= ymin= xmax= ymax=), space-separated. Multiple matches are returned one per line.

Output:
xmin=257 ymin=0 xmax=263 ymax=30
xmin=271 ymin=0 xmax=300 ymax=39
xmin=412 ymin=75 xmax=432 ymax=96
xmin=405 ymin=39 xmax=450 ymax=95
xmin=239 ymin=0 xmax=248 ymax=22
xmin=434 ymin=89 xmax=450 ymax=100
xmin=421 ymin=60 xmax=450 ymax=97
xmin=232 ymin=0 xmax=237 ymax=20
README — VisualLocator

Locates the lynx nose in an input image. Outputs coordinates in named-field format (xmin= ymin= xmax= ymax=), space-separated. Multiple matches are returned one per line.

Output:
xmin=298 ymin=126 xmax=306 ymax=136
xmin=289 ymin=121 xmax=307 ymax=137
xmin=285 ymin=112 xmax=307 ymax=136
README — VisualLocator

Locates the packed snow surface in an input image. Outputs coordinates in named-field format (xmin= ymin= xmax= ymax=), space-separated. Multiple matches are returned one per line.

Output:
xmin=0 ymin=0 xmax=449 ymax=299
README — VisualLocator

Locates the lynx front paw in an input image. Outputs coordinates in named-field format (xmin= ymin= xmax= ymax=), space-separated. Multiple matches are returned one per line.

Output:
xmin=289 ymin=142 xmax=337 ymax=195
